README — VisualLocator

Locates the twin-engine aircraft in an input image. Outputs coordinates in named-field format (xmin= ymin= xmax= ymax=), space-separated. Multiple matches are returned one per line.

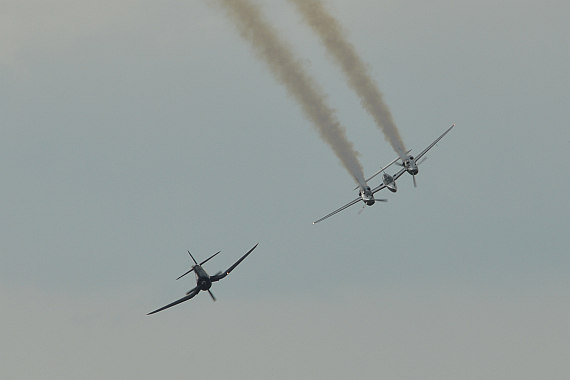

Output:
xmin=313 ymin=124 xmax=454 ymax=224
xmin=147 ymin=243 xmax=259 ymax=315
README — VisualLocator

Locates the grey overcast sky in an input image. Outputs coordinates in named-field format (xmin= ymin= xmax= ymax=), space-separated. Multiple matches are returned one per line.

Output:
xmin=1 ymin=0 xmax=569 ymax=378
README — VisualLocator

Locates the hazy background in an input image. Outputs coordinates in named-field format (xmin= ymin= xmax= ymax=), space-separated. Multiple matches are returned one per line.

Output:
xmin=1 ymin=0 xmax=569 ymax=378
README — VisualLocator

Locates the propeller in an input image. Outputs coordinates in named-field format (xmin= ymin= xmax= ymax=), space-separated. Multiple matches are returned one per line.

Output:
xmin=358 ymin=199 xmax=387 ymax=215
xmin=411 ymin=157 xmax=427 ymax=188
xmin=207 ymin=290 xmax=216 ymax=302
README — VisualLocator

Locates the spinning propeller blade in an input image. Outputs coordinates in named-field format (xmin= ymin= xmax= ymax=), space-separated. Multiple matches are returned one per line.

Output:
xmin=208 ymin=290 xmax=216 ymax=302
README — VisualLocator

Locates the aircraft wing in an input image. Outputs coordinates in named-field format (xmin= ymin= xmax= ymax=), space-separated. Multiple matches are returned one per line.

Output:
xmin=370 ymin=167 xmax=407 ymax=193
xmin=358 ymin=149 xmax=412 ymax=189
xmin=370 ymin=183 xmax=387 ymax=194
xmin=210 ymin=243 xmax=259 ymax=283
xmin=313 ymin=197 xmax=361 ymax=224
xmin=414 ymin=123 xmax=454 ymax=162
xmin=147 ymin=286 xmax=200 ymax=315
xmin=392 ymin=167 xmax=408 ymax=181
xmin=353 ymin=150 xmax=411 ymax=191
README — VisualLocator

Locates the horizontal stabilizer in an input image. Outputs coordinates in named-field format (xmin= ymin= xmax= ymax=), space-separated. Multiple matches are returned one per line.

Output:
xmin=176 ymin=267 xmax=196 ymax=281
xmin=200 ymin=250 xmax=221 ymax=266
xmin=356 ymin=149 xmax=412 ymax=190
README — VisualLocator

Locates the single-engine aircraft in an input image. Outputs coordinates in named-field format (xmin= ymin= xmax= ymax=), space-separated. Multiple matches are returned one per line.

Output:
xmin=147 ymin=243 xmax=259 ymax=315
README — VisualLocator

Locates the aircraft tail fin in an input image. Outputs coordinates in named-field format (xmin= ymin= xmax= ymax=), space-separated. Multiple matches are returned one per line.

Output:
xmin=186 ymin=250 xmax=198 ymax=265
xmin=176 ymin=249 xmax=220 ymax=280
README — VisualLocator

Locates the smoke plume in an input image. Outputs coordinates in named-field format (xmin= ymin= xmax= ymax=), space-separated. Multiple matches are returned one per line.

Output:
xmin=289 ymin=0 xmax=407 ymax=159
xmin=214 ymin=0 xmax=366 ymax=186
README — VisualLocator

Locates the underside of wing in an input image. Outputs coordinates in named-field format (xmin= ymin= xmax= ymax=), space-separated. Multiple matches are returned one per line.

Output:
xmin=371 ymin=183 xmax=387 ymax=194
xmin=211 ymin=243 xmax=259 ymax=282
xmin=391 ymin=167 xmax=408 ymax=182
xmin=147 ymin=287 xmax=200 ymax=315
xmin=313 ymin=197 xmax=361 ymax=224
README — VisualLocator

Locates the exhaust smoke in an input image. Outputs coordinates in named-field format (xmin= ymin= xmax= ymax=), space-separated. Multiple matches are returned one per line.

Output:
xmin=289 ymin=0 xmax=408 ymax=159
xmin=213 ymin=0 xmax=366 ymax=186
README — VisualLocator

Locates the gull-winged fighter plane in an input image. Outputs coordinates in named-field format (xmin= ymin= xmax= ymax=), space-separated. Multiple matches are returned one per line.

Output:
xmin=147 ymin=243 xmax=258 ymax=315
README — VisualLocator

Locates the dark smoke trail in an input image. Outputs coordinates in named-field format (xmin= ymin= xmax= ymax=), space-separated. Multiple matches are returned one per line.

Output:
xmin=213 ymin=0 xmax=366 ymax=186
xmin=289 ymin=0 xmax=407 ymax=159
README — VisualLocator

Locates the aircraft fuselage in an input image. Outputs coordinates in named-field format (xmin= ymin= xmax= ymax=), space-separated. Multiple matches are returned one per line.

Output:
xmin=383 ymin=173 xmax=397 ymax=192
xmin=193 ymin=265 xmax=212 ymax=292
